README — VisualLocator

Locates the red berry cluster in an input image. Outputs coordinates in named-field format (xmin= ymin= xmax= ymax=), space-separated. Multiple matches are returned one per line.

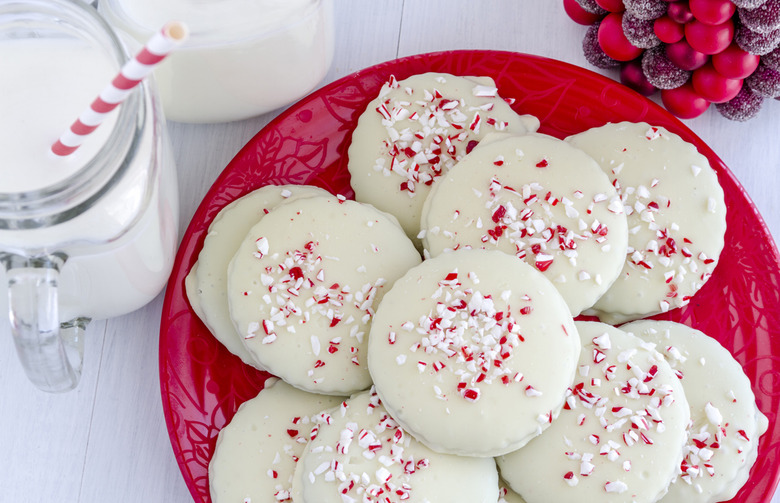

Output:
xmin=563 ymin=0 xmax=780 ymax=121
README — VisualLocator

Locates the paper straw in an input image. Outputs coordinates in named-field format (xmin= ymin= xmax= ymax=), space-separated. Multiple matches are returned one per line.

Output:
xmin=51 ymin=21 xmax=188 ymax=157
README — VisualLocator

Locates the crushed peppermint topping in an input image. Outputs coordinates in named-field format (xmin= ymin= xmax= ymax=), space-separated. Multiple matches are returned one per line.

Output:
xmin=245 ymin=239 xmax=386 ymax=376
xmin=387 ymin=269 xmax=539 ymax=403
xmin=305 ymin=389 xmax=429 ymax=502
xmin=372 ymin=75 xmax=516 ymax=196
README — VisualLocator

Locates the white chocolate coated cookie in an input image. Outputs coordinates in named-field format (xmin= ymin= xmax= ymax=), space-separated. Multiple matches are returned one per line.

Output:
xmin=367 ymin=249 xmax=580 ymax=457
xmin=297 ymin=388 xmax=499 ymax=503
xmin=498 ymin=322 xmax=690 ymax=503
xmin=227 ymin=195 xmax=421 ymax=395
xmin=348 ymin=72 xmax=540 ymax=244
xmin=566 ymin=122 xmax=726 ymax=323
xmin=209 ymin=379 xmax=343 ymax=503
xmin=499 ymin=480 xmax=527 ymax=503
xmin=622 ymin=320 xmax=768 ymax=503
xmin=421 ymin=133 xmax=628 ymax=316
xmin=186 ymin=184 xmax=329 ymax=367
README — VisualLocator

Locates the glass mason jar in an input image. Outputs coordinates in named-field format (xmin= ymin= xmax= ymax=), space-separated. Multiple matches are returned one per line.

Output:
xmin=98 ymin=0 xmax=335 ymax=123
xmin=0 ymin=0 xmax=179 ymax=392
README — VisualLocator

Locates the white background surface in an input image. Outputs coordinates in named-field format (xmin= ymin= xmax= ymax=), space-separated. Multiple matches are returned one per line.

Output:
xmin=1 ymin=1 xmax=778 ymax=502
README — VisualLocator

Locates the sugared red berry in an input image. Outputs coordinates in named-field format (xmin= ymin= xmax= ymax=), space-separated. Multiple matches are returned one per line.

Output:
xmin=643 ymin=46 xmax=692 ymax=88
xmin=599 ymin=12 xmax=645 ymax=60
xmin=738 ymin=0 xmax=780 ymax=34
xmin=685 ymin=19 xmax=735 ymax=54
xmin=584 ymin=21 xmax=622 ymax=68
xmin=732 ymin=0 xmax=769 ymax=7
xmin=712 ymin=42 xmax=761 ymax=78
xmin=575 ymin=0 xmax=610 ymax=14
xmin=692 ymin=63 xmax=744 ymax=102
xmin=666 ymin=39 xmax=711 ymax=70
xmin=654 ymin=16 xmax=686 ymax=43
xmin=746 ymin=63 xmax=780 ymax=96
xmin=716 ymin=86 xmax=765 ymax=120
xmin=736 ymin=25 xmax=780 ymax=55
xmin=662 ymin=82 xmax=711 ymax=118
xmin=595 ymin=0 xmax=626 ymax=12
xmin=668 ymin=2 xmax=695 ymax=23
xmin=689 ymin=0 xmax=737 ymax=25
xmin=763 ymin=46 xmax=780 ymax=69
xmin=623 ymin=12 xmax=662 ymax=48
xmin=624 ymin=0 xmax=668 ymax=20
xmin=564 ymin=0 xmax=606 ymax=25
xmin=621 ymin=59 xmax=659 ymax=95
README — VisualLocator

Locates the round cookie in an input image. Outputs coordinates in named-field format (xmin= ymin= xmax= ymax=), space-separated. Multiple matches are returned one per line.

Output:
xmin=227 ymin=194 xmax=422 ymax=395
xmin=622 ymin=320 xmax=769 ymax=502
xmin=367 ymin=248 xmax=580 ymax=457
xmin=498 ymin=321 xmax=690 ymax=503
xmin=421 ymin=132 xmax=629 ymax=316
xmin=186 ymin=184 xmax=330 ymax=367
xmin=209 ymin=379 xmax=344 ymax=503
xmin=347 ymin=72 xmax=540 ymax=244
xmin=566 ymin=122 xmax=727 ymax=324
xmin=296 ymin=387 xmax=499 ymax=503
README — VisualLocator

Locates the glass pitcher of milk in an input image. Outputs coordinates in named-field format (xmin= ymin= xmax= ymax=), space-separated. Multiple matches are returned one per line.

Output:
xmin=98 ymin=0 xmax=334 ymax=123
xmin=0 ymin=0 xmax=179 ymax=392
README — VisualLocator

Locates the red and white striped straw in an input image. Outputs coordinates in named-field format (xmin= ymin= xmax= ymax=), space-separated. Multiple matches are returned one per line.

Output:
xmin=51 ymin=21 xmax=188 ymax=157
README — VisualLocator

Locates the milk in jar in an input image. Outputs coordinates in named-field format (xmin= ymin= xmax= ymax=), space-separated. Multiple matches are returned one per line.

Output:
xmin=98 ymin=0 xmax=335 ymax=123
xmin=0 ymin=0 xmax=178 ymax=391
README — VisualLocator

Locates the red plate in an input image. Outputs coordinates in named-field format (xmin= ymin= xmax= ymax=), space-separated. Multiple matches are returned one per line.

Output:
xmin=160 ymin=50 xmax=780 ymax=502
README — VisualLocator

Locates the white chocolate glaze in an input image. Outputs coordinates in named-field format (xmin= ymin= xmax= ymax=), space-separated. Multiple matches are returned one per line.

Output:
xmin=421 ymin=132 xmax=628 ymax=316
xmin=622 ymin=320 xmax=768 ymax=503
xmin=498 ymin=321 xmax=690 ymax=503
xmin=498 ymin=479 xmax=527 ymax=503
xmin=566 ymin=122 xmax=726 ymax=323
xmin=367 ymin=249 xmax=580 ymax=457
xmin=297 ymin=387 xmax=499 ymax=503
xmin=347 ymin=72 xmax=540 ymax=244
xmin=227 ymin=194 xmax=421 ymax=395
xmin=186 ymin=184 xmax=329 ymax=367
xmin=208 ymin=379 xmax=343 ymax=503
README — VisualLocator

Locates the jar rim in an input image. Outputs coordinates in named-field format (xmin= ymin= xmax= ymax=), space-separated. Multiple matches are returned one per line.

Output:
xmin=0 ymin=0 xmax=141 ymax=226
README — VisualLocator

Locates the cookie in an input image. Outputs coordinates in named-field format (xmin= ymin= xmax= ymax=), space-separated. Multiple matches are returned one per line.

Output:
xmin=227 ymin=194 xmax=421 ymax=395
xmin=566 ymin=122 xmax=726 ymax=323
xmin=367 ymin=248 xmax=580 ymax=457
xmin=348 ymin=72 xmax=540 ymax=244
xmin=421 ymin=132 xmax=628 ymax=315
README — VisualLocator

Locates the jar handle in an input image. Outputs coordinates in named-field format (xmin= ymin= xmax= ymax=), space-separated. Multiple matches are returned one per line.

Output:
xmin=5 ymin=255 xmax=87 ymax=392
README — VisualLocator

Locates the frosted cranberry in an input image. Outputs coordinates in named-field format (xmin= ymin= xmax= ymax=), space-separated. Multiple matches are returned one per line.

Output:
xmin=668 ymin=2 xmax=694 ymax=23
xmin=732 ymin=0 xmax=769 ymax=7
xmin=746 ymin=63 xmax=780 ymax=96
xmin=764 ymin=46 xmax=780 ymax=70
xmin=735 ymin=25 xmax=780 ymax=55
xmin=692 ymin=63 xmax=744 ymax=102
xmin=584 ymin=21 xmax=622 ymax=68
xmin=598 ymin=12 xmax=645 ymax=60
xmin=716 ymin=86 xmax=765 ymax=120
xmin=654 ymin=16 xmax=686 ymax=43
xmin=643 ymin=46 xmax=692 ymax=88
xmin=666 ymin=40 xmax=710 ymax=70
xmin=595 ymin=0 xmax=626 ymax=12
xmin=576 ymin=0 xmax=610 ymax=14
xmin=621 ymin=59 xmax=659 ymax=95
xmin=623 ymin=12 xmax=662 ymax=47
xmin=661 ymin=82 xmax=711 ymax=118
xmin=625 ymin=0 xmax=668 ymax=20
xmin=737 ymin=0 xmax=780 ymax=34
xmin=564 ymin=0 xmax=606 ymax=24
xmin=712 ymin=42 xmax=761 ymax=78
xmin=685 ymin=18 xmax=735 ymax=54
xmin=689 ymin=0 xmax=736 ymax=25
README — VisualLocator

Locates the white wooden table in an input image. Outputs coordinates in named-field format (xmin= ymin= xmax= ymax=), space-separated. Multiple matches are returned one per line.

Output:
xmin=1 ymin=1 xmax=778 ymax=501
